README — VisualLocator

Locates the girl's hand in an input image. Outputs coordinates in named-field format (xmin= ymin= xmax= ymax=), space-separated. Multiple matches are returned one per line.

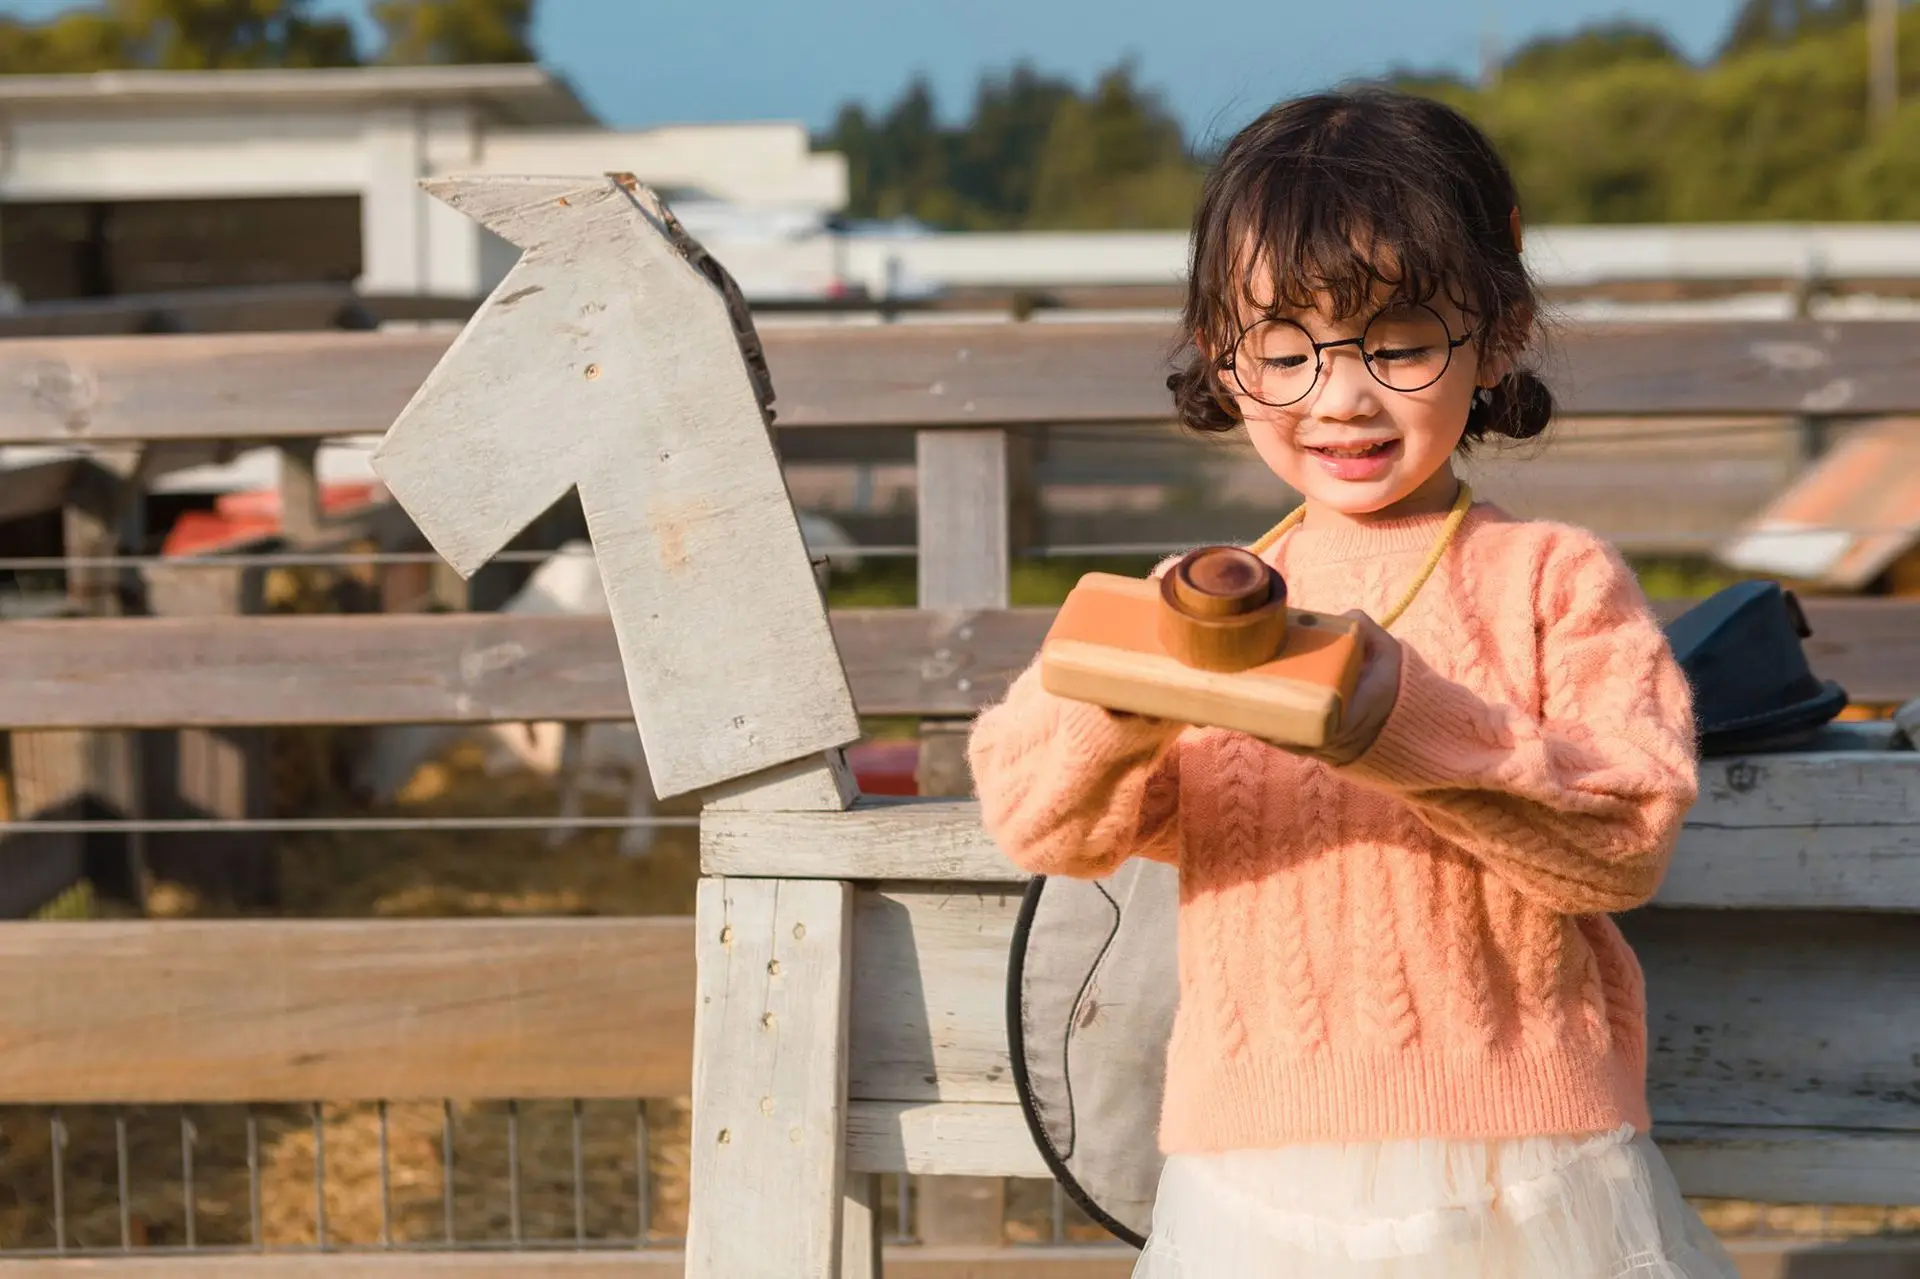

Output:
xmin=1277 ymin=609 xmax=1402 ymax=765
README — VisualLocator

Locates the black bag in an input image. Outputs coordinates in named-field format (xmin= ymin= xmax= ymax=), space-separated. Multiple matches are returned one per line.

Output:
xmin=1005 ymin=578 xmax=1846 ymax=1247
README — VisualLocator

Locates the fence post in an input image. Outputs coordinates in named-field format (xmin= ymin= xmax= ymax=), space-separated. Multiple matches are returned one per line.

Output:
xmin=139 ymin=554 xmax=275 ymax=909
xmin=7 ymin=453 xmax=145 ymax=912
xmin=912 ymin=426 xmax=1013 ymax=1247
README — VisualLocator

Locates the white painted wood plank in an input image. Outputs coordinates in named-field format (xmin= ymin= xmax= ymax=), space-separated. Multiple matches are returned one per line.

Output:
xmin=917 ymin=429 xmax=1010 ymax=611
xmin=687 ymin=878 xmax=854 ymax=1278
xmin=1657 ymin=824 xmax=1920 ymax=910
xmin=371 ymin=173 xmax=858 ymax=799
xmin=846 ymin=1101 xmax=1048 ymax=1179
xmin=1624 ymin=908 xmax=1920 ymax=1137
xmin=703 ymin=797 xmax=1023 ymax=882
xmin=702 ymin=772 xmax=1920 ymax=911
xmin=850 ymin=885 xmax=1025 ymax=1104
xmin=1692 ymin=749 xmax=1920 ymax=826
xmin=841 ymin=1170 xmax=884 ymax=1279
xmin=914 ymin=426 xmax=1015 ymax=1241
xmin=704 ymin=751 xmax=858 ymax=813
xmin=1655 ymin=1125 xmax=1920 ymax=1204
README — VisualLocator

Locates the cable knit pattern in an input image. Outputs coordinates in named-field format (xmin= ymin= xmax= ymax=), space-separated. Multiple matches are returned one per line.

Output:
xmin=966 ymin=501 xmax=1698 ymax=1151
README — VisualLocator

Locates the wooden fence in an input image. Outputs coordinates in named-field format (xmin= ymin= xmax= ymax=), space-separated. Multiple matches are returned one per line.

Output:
xmin=1 ymin=193 xmax=1920 ymax=1274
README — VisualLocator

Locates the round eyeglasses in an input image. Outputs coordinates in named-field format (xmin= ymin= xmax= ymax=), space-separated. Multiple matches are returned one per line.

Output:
xmin=1222 ymin=303 xmax=1478 ymax=408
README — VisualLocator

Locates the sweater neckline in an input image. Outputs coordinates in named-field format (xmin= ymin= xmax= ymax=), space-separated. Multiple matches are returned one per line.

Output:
xmin=1268 ymin=501 xmax=1491 ymax=567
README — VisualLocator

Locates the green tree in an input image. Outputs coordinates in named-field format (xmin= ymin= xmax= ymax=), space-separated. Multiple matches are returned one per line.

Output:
xmin=0 ymin=0 xmax=544 ymax=71
xmin=1720 ymin=0 xmax=1868 ymax=55
xmin=1028 ymin=64 xmax=1200 ymax=229
xmin=821 ymin=60 xmax=1203 ymax=230
xmin=373 ymin=0 xmax=535 ymax=64
xmin=0 ymin=9 xmax=128 ymax=73
xmin=1838 ymin=98 xmax=1920 ymax=213
xmin=1499 ymin=21 xmax=1687 ymax=81
xmin=106 ymin=0 xmax=356 ymax=69
xmin=946 ymin=64 xmax=1081 ymax=226
xmin=0 ymin=0 xmax=357 ymax=72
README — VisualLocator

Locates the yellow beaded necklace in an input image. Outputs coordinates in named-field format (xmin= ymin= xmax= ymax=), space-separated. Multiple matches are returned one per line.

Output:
xmin=1247 ymin=480 xmax=1475 ymax=629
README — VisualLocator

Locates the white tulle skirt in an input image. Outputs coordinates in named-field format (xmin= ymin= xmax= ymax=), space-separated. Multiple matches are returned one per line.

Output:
xmin=1132 ymin=1126 xmax=1740 ymax=1279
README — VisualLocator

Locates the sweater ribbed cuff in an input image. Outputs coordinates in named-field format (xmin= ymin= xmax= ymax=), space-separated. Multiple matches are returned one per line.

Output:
xmin=1340 ymin=643 xmax=1479 ymax=792
xmin=1054 ymin=695 xmax=1184 ymax=764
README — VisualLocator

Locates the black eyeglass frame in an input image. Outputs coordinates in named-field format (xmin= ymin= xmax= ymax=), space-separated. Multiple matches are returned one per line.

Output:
xmin=1218 ymin=302 xmax=1482 ymax=408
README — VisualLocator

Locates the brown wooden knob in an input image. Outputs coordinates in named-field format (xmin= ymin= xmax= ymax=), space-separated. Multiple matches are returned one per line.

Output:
xmin=1157 ymin=547 xmax=1289 ymax=671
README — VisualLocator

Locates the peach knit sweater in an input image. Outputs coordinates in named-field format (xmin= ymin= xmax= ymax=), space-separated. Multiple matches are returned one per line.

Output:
xmin=967 ymin=501 xmax=1699 ymax=1154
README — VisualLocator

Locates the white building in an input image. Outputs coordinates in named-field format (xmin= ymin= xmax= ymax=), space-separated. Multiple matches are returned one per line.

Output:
xmin=0 ymin=64 xmax=850 ymax=303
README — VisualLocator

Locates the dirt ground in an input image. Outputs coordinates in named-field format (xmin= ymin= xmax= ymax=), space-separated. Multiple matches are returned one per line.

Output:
xmin=0 ymin=736 xmax=1914 ymax=1253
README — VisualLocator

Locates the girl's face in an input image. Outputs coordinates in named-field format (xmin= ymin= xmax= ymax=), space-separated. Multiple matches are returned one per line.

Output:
xmin=1219 ymin=286 xmax=1510 ymax=525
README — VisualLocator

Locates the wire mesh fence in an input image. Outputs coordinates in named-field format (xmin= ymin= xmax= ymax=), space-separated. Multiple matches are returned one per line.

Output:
xmin=0 ymin=1101 xmax=1098 ymax=1258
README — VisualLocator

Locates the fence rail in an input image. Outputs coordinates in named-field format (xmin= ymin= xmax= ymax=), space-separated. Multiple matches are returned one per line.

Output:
xmin=0 ymin=599 xmax=1914 ymax=730
xmin=2 ymin=319 xmax=1919 ymax=448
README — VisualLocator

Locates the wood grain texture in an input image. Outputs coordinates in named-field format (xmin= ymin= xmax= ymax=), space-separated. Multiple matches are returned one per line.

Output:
xmin=849 ymin=885 xmax=1027 ymax=1104
xmin=0 ymin=918 xmax=695 ymax=1104
xmin=846 ymin=1101 xmax=1048 ymax=1179
xmin=917 ymin=430 xmax=1011 ymax=612
xmin=841 ymin=1169 xmax=884 ymax=1279
xmin=0 ymin=599 xmax=1914 ymax=730
xmin=5 ymin=320 xmax=1920 ymax=443
xmin=686 ymin=877 xmax=853 ymax=1279
xmin=1624 ymin=909 xmax=1920 ymax=1142
xmin=1655 ymin=1125 xmax=1920 ymax=1206
xmin=370 ymin=174 xmax=858 ymax=799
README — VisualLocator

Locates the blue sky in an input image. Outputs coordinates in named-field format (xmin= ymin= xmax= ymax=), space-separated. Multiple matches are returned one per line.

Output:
xmin=6 ymin=0 xmax=1745 ymax=141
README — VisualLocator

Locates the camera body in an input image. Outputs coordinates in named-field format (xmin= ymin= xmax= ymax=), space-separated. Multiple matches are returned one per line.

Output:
xmin=1038 ymin=547 xmax=1363 ymax=750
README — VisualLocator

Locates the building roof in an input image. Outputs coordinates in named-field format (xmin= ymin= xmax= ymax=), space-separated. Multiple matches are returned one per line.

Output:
xmin=0 ymin=64 xmax=596 ymax=126
xmin=1717 ymin=417 xmax=1920 ymax=589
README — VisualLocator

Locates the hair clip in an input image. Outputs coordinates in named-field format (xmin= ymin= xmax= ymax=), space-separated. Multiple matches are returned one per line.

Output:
xmin=1510 ymin=205 xmax=1524 ymax=254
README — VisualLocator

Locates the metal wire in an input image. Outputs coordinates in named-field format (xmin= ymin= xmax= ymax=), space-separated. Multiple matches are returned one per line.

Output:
xmin=312 ymin=1102 xmax=327 ymax=1251
xmin=377 ymin=1101 xmax=392 ymax=1249
xmin=506 ymin=1100 xmax=522 ymax=1246
xmin=571 ymin=1100 xmax=586 ymax=1245
xmin=247 ymin=1109 xmax=262 ymax=1250
xmin=49 ymin=1110 xmax=66 ymax=1255
xmin=115 ymin=1110 xmax=131 ymax=1251
xmin=182 ymin=1112 xmax=197 ymax=1250
xmin=636 ymin=1100 xmax=651 ymax=1242
xmin=0 ymin=545 xmax=915 ymax=572
xmin=442 ymin=1100 xmax=457 ymax=1245
xmin=0 ymin=814 xmax=698 ymax=835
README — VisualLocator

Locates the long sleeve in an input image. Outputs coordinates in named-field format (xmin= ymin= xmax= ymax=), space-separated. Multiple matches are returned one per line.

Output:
xmin=1338 ymin=532 xmax=1699 ymax=914
xmin=967 ymin=658 xmax=1185 ymax=879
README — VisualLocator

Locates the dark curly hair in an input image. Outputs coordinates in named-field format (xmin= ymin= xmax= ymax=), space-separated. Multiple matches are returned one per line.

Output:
xmin=1169 ymin=88 xmax=1552 ymax=451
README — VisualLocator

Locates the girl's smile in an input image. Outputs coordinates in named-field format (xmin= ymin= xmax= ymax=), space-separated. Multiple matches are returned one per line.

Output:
xmin=1302 ymin=435 xmax=1401 ymax=483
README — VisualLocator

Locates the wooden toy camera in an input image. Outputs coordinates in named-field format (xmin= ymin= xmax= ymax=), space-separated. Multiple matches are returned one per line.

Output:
xmin=1039 ymin=546 xmax=1365 ymax=749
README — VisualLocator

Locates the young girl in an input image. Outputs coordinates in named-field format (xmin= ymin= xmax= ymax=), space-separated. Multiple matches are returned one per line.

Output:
xmin=967 ymin=89 xmax=1738 ymax=1279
